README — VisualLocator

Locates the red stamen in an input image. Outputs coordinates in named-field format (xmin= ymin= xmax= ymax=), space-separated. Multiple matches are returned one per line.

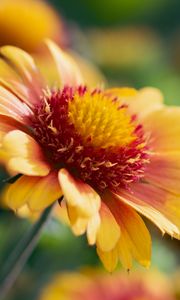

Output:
xmin=30 ymin=86 xmax=150 ymax=192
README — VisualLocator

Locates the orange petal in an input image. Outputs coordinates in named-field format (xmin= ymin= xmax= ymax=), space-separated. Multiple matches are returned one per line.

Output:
xmin=145 ymin=152 xmax=180 ymax=194
xmin=143 ymin=106 xmax=180 ymax=152
xmin=4 ymin=172 xmax=61 ymax=211
xmin=116 ymin=183 xmax=180 ymax=239
xmin=104 ymin=192 xmax=151 ymax=268
xmin=0 ymin=85 xmax=31 ymax=122
xmin=58 ymin=168 xmax=101 ymax=218
xmin=117 ymin=231 xmax=133 ymax=270
xmin=45 ymin=39 xmax=83 ymax=87
xmin=96 ymin=202 xmax=120 ymax=252
xmin=105 ymin=87 xmax=163 ymax=118
xmin=2 ymin=130 xmax=50 ymax=176
xmin=97 ymin=246 xmax=119 ymax=272
xmin=0 ymin=46 xmax=44 ymax=105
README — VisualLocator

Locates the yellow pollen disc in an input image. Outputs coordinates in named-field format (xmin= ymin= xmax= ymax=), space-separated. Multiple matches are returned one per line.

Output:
xmin=68 ymin=91 xmax=135 ymax=148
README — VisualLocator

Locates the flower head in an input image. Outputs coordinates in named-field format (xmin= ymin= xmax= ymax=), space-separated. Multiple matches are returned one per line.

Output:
xmin=39 ymin=269 xmax=175 ymax=300
xmin=0 ymin=40 xmax=180 ymax=271
xmin=31 ymin=86 xmax=148 ymax=192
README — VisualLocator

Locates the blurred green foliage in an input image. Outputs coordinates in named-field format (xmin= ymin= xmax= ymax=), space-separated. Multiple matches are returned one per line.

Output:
xmin=51 ymin=0 xmax=179 ymax=31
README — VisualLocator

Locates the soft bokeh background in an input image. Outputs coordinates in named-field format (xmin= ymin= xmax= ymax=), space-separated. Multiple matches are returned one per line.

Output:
xmin=0 ymin=0 xmax=180 ymax=299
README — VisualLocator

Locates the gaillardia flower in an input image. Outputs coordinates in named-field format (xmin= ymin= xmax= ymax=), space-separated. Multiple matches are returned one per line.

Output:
xmin=0 ymin=41 xmax=180 ymax=271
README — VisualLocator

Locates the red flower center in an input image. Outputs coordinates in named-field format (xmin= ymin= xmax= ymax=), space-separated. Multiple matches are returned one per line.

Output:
xmin=30 ymin=86 xmax=149 ymax=192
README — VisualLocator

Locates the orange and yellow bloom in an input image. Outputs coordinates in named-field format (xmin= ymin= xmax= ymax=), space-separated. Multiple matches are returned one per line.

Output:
xmin=0 ymin=40 xmax=180 ymax=271
xmin=39 ymin=269 xmax=175 ymax=300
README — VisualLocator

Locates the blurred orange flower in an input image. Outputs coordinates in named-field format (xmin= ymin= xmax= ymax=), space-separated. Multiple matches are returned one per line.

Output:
xmin=0 ymin=0 xmax=64 ymax=52
xmin=0 ymin=0 xmax=104 ymax=88
xmin=0 ymin=41 xmax=180 ymax=271
xmin=39 ymin=269 xmax=175 ymax=300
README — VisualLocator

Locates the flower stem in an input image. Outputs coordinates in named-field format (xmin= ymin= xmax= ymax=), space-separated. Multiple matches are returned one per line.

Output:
xmin=0 ymin=202 xmax=55 ymax=299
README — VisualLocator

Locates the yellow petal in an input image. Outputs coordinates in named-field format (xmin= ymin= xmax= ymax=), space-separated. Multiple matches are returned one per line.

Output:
xmin=105 ymin=87 xmax=163 ymax=118
xmin=121 ymin=216 xmax=151 ymax=268
xmin=0 ymin=77 xmax=38 ymax=109
xmin=45 ymin=39 xmax=83 ymax=87
xmin=0 ymin=57 xmax=31 ymax=106
xmin=104 ymin=193 xmax=151 ymax=268
xmin=87 ymin=212 xmax=100 ymax=245
xmin=58 ymin=168 xmax=101 ymax=218
xmin=144 ymin=106 xmax=180 ymax=151
xmin=28 ymin=172 xmax=62 ymax=211
xmin=0 ymin=45 xmax=44 ymax=103
xmin=16 ymin=204 xmax=39 ymax=219
xmin=145 ymin=152 xmax=180 ymax=194
xmin=8 ymin=157 xmax=49 ymax=177
xmin=105 ymin=87 xmax=137 ymax=98
xmin=70 ymin=50 xmax=106 ymax=87
xmin=0 ymin=115 xmax=27 ymax=142
xmin=0 ymin=148 xmax=10 ymax=164
xmin=97 ymin=247 xmax=119 ymax=272
xmin=33 ymin=50 xmax=60 ymax=88
xmin=132 ymin=87 xmax=164 ymax=118
xmin=0 ymin=85 xmax=31 ymax=122
xmin=2 ymin=130 xmax=50 ymax=176
xmin=5 ymin=172 xmax=61 ymax=211
xmin=4 ymin=175 xmax=39 ymax=210
xmin=116 ymin=183 xmax=180 ymax=239
xmin=96 ymin=202 xmax=120 ymax=252
xmin=65 ymin=201 xmax=100 ymax=243
xmin=118 ymin=231 xmax=133 ymax=270
xmin=67 ymin=204 xmax=88 ymax=236
xmin=55 ymin=200 xmax=70 ymax=226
